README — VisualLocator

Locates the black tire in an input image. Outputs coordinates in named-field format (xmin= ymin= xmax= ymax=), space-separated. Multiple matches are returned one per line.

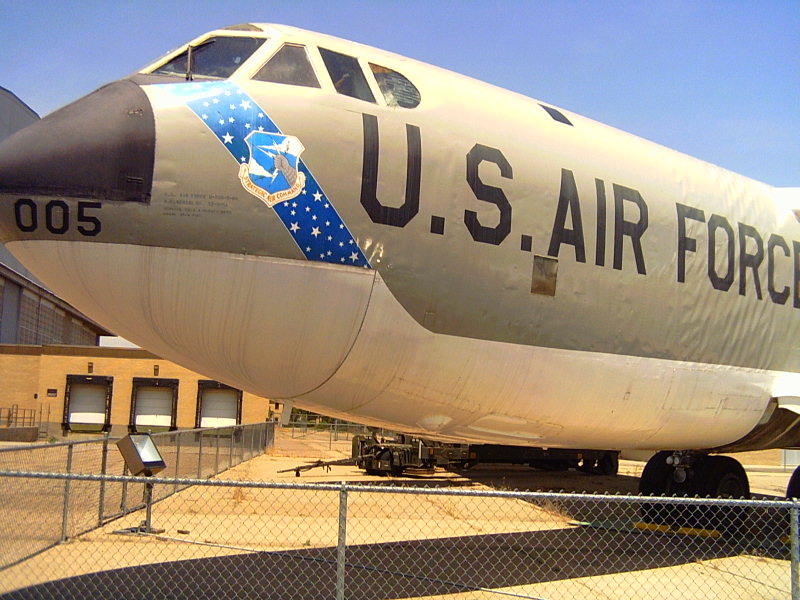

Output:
xmin=697 ymin=456 xmax=749 ymax=498
xmin=639 ymin=451 xmax=673 ymax=494
xmin=578 ymin=453 xmax=619 ymax=475
xmin=596 ymin=452 xmax=619 ymax=476
xmin=689 ymin=455 xmax=749 ymax=534
xmin=639 ymin=451 xmax=674 ymax=525
xmin=787 ymin=465 xmax=800 ymax=498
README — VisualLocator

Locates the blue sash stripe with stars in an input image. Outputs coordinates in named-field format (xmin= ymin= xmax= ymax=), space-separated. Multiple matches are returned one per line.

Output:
xmin=156 ymin=81 xmax=371 ymax=269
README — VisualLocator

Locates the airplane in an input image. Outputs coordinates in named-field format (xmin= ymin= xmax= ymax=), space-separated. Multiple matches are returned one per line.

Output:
xmin=0 ymin=23 xmax=799 ymax=507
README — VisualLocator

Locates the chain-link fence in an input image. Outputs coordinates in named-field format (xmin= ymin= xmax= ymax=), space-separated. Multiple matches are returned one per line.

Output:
xmin=0 ymin=471 xmax=795 ymax=599
xmin=285 ymin=418 xmax=391 ymax=447
xmin=0 ymin=422 xmax=274 ymax=573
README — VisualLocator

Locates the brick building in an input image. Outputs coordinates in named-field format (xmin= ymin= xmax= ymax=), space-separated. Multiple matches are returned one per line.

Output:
xmin=0 ymin=344 xmax=279 ymax=438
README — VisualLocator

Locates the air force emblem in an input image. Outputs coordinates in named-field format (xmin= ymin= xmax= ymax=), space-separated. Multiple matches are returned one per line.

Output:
xmin=238 ymin=132 xmax=306 ymax=207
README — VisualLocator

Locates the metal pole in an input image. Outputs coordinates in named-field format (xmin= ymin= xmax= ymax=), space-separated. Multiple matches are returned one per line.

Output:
xmin=228 ymin=428 xmax=234 ymax=469
xmin=792 ymin=503 xmax=799 ymax=600
xmin=197 ymin=431 xmax=204 ymax=478
xmin=98 ymin=434 xmax=109 ymax=526
xmin=144 ymin=481 xmax=154 ymax=533
xmin=336 ymin=483 xmax=348 ymax=600
xmin=120 ymin=464 xmax=129 ymax=514
xmin=61 ymin=443 xmax=74 ymax=542
xmin=215 ymin=430 xmax=221 ymax=475
xmin=174 ymin=432 xmax=182 ymax=493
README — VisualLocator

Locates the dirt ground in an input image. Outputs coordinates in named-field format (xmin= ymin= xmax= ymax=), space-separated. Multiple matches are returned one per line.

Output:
xmin=0 ymin=429 xmax=794 ymax=599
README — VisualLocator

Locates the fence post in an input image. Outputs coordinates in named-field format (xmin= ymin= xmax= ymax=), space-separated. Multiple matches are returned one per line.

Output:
xmin=792 ymin=502 xmax=799 ymax=600
xmin=120 ymin=464 xmax=129 ymax=514
xmin=228 ymin=428 xmax=234 ymax=469
xmin=97 ymin=434 xmax=109 ymax=526
xmin=172 ymin=431 xmax=182 ymax=494
xmin=61 ymin=443 xmax=74 ymax=542
xmin=247 ymin=426 xmax=254 ymax=460
xmin=197 ymin=431 xmax=204 ymax=479
xmin=215 ymin=430 xmax=221 ymax=475
xmin=336 ymin=482 xmax=348 ymax=600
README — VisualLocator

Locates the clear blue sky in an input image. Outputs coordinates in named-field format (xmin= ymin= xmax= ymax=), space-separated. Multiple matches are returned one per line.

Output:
xmin=1 ymin=0 xmax=797 ymax=186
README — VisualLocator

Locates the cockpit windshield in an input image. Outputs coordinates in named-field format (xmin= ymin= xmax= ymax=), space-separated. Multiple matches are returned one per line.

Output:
xmin=152 ymin=36 xmax=266 ymax=79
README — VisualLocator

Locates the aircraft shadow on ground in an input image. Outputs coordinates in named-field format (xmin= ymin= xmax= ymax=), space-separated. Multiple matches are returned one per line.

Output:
xmin=3 ymin=525 xmax=787 ymax=600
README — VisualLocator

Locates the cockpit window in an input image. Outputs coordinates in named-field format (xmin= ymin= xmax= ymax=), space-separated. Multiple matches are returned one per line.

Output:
xmin=152 ymin=36 xmax=266 ymax=79
xmin=252 ymin=44 xmax=320 ymax=88
xmin=369 ymin=64 xmax=421 ymax=108
xmin=319 ymin=48 xmax=375 ymax=103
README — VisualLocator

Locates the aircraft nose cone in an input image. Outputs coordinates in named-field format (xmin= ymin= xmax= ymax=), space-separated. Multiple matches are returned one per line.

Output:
xmin=0 ymin=80 xmax=155 ymax=202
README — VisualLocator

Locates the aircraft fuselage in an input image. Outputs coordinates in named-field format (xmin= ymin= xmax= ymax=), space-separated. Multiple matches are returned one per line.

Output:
xmin=0 ymin=24 xmax=798 ymax=454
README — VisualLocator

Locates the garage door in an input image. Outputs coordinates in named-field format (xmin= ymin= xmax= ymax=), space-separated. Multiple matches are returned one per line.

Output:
xmin=199 ymin=388 xmax=238 ymax=428
xmin=68 ymin=383 xmax=107 ymax=425
xmin=134 ymin=386 xmax=174 ymax=429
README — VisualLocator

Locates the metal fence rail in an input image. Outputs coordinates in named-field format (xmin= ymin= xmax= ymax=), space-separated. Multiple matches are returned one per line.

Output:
xmin=0 ymin=407 xmax=37 ymax=428
xmin=285 ymin=419 xmax=391 ymax=447
xmin=0 ymin=422 xmax=274 ymax=572
xmin=0 ymin=471 xmax=796 ymax=599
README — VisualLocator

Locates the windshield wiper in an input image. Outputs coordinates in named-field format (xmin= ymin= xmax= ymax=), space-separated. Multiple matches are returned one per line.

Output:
xmin=186 ymin=38 xmax=216 ymax=81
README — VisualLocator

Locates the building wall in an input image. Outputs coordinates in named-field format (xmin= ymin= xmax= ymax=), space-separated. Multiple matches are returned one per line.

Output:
xmin=0 ymin=86 xmax=39 ymax=142
xmin=0 ymin=346 xmax=41 ymax=409
xmin=0 ymin=345 xmax=278 ymax=438
xmin=0 ymin=265 xmax=108 ymax=345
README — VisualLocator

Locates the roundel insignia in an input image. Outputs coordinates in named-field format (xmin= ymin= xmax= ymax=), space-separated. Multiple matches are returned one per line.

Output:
xmin=239 ymin=132 xmax=307 ymax=207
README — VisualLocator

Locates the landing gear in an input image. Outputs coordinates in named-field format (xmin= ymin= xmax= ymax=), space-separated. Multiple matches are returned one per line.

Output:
xmin=577 ymin=451 xmax=620 ymax=476
xmin=787 ymin=465 xmax=800 ymax=498
xmin=639 ymin=451 xmax=750 ymax=534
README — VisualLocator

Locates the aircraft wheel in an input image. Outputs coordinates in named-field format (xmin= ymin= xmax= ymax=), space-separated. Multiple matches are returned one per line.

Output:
xmin=639 ymin=451 xmax=672 ymax=495
xmin=639 ymin=451 xmax=674 ymax=524
xmin=696 ymin=456 xmax=749 ymax=499
xmin=639 ymin=453 xmax=749 ymax=533
xmin=578 ymin=453 xmax=619 ymax=475
xmin=596 ymin=452 xmax=619 ymax=476
xmin=688 ymin=456 xmax=750 ymax=534
xmin=786 ymin=465 xmax=800 ymax=498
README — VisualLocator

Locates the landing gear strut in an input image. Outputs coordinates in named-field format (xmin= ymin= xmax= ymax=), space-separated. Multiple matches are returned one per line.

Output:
xmin=639 ymin=451 xmax=750 ymax=533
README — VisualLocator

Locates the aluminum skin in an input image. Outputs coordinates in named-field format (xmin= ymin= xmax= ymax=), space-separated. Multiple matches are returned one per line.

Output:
xmin=0 ymin=24 xmax=798 ymax=452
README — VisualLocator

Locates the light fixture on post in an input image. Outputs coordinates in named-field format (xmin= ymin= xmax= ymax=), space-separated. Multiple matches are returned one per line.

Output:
xmin=115 ymin=433 xmax=166 ymax=534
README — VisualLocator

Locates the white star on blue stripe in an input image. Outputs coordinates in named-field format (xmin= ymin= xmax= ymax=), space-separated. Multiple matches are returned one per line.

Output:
xmin=157 ymin=81 xmax=371 ymax=269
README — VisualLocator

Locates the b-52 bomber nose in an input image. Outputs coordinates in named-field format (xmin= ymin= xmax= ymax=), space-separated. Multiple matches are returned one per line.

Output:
xmin=0 ymin=80 xmax=155 ymax=203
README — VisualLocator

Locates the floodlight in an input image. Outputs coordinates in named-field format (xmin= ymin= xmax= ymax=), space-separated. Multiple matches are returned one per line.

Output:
xmin=116 ymin=433 xmax=166 ymax=476
xmin=114 ymin=433 xmax=167 ymax=535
